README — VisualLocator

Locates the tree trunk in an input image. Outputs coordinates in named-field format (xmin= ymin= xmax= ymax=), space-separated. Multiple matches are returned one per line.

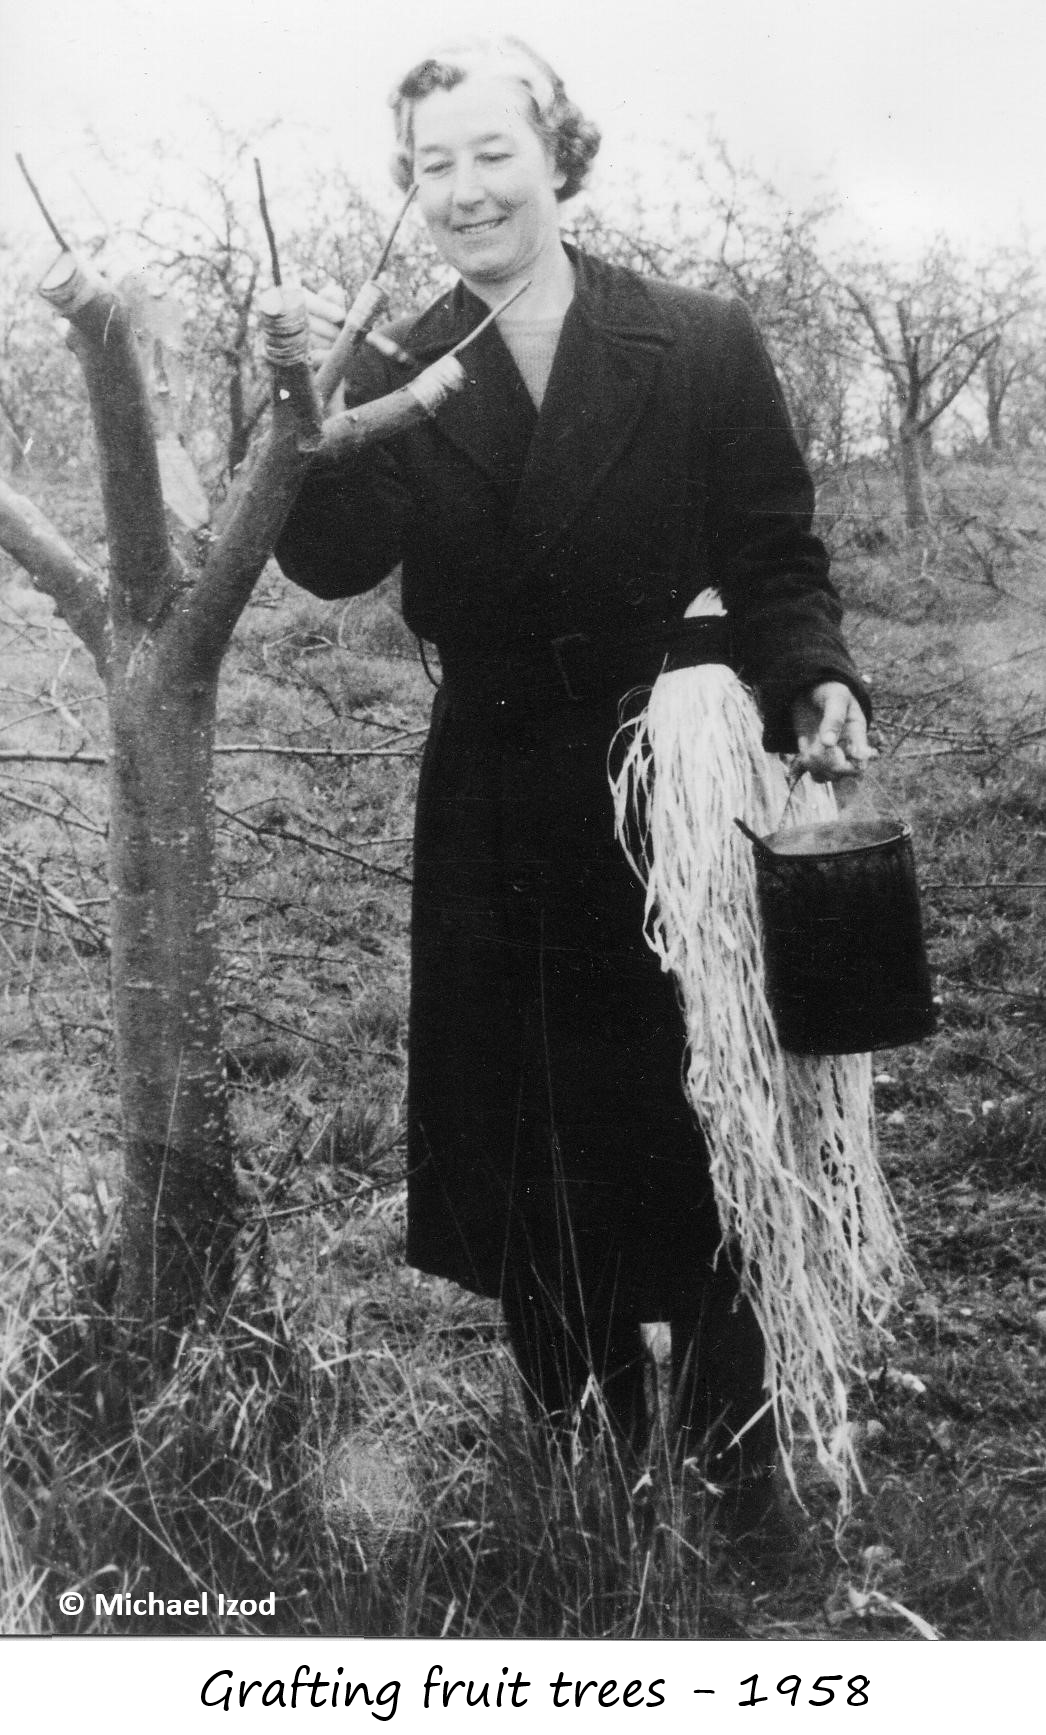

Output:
xmin=227 ymin=353 xmax=251 ymax=475
xmin=985 ymin=364 xmax=1005 ymax=452
xmin=899 ymin=419 xmax=932 ymax=535
xmin=107 ymin=648 xmax=235 ymax=1331
xmin=0 ymin=252 xmax=463 ymax=1342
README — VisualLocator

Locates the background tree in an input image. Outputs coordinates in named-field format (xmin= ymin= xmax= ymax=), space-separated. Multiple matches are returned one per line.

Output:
xmin=572 ymin=135 xmax=861 ymax=478
xmin=843 ymin=241 xmax=1015 ymax=533
xmin=976 ymin=307 xmax=1045 ymax=454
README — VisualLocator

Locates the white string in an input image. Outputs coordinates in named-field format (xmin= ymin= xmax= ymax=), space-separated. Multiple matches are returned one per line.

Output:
xmin=406 ymin=354 xmax=467 ymax=416
xmin=344 ymin=280 xmax=389 ymax=335
xmin=38 ymin=252 xmax=103 ymax=317
xmin=259 ymin=288 xmax=310 ymax=367
xmin=609 ymin=591 xmax=908 ymax=1514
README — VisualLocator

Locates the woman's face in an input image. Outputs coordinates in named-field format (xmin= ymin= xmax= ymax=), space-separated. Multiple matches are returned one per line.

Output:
xmin=410 ymin=74 xmax=566 ymax=289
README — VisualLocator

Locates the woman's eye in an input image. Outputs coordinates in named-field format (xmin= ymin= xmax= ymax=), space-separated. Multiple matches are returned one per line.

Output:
xmin=420 ymin=161 xmax=451 ymax=177
xmin=478 ymin=152 xmax=510 ymax=164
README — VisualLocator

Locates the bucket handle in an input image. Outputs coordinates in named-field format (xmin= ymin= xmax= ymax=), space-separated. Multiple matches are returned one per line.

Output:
xmin=734 ymin=763 xmax=808 ymax=863
xmin=734 ymin=817 xmax=767 ymax=852
xmin=733 ymin=817 xmax=789 ymax=873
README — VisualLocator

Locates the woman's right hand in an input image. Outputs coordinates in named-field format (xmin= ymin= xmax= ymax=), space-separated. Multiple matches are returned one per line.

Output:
xmin=303 ymin=283 xmax=347 ymax=368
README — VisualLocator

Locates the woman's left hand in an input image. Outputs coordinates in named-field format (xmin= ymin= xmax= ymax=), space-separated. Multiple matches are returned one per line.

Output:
xmin=791 ymin=682 xmax=875 ymax=783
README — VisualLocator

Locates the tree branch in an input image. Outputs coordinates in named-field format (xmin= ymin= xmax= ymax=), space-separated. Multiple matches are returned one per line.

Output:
xmin=318 ymin=357 xmax=466 ymax=462
xmin=919 ymin=335 xmax=1004 ymax=431
xmin=0 ymin=473 xmax=110 ymax=676
xmin=181 ymin=287 xmax=323 ymax=674
xmin=0 ymin=743 xmax=419 ymax=765
xmin=845 ymin=286 xmax=906 ymax=397
xmin=919 ymin=316 xmax=1006 ymax=389
xmin=38 ymin=252 xmax=182 ymax=635
xmin=182 ymin=282 xmax=472 ymax=674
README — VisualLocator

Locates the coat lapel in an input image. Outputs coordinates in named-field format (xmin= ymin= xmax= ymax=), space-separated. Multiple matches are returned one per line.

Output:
xmin=404 ymin=254 xmax=676 ymax=576
xmin=406 ymin=285 xmax=537 ymax=505
xmin=506 ymin=265 xmax=673 ymax=573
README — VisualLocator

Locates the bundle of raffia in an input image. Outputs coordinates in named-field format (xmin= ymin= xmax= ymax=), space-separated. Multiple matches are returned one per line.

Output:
xmin=609 ymin=592 xmax=908 ymax=1511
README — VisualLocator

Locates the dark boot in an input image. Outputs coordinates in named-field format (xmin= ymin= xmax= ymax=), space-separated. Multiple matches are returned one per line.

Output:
xmin=669 ymin=1245 xmax=780 ymax=1512
xmin=502 ymin=1280 xmax=648 ymax=1456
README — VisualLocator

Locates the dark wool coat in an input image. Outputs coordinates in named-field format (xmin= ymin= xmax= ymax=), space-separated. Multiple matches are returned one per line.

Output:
xmin=276 ymin=249 xmax=870 ymax=1315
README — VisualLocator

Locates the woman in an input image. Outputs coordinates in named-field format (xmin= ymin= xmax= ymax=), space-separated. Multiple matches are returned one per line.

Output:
xmin=277 ymin=37 xmax=872 ymax=1517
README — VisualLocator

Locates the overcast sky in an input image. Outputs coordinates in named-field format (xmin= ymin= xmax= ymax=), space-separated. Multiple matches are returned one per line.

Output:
xmin=2 ymin=0 xmax=1044 ymax=260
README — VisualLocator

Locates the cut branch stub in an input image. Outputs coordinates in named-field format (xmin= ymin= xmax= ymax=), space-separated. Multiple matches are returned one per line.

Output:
xmin=314 ymin=279 xmax=390 ymax=407
xmin=38 ymin=253 xmax=182 ymax=635
xmin=309 ymin=185 xmax=416 ymax=405
xmin=184 ymin=319 xmax=323 ymax=673
xmin=315 ymin=283 xmax=527 ymax=462
xmin=258 ymin=282 xmax=311 ymax=368
xmin=319 ymin=355 xmax=466 ymax=463
xmin=258 ymin=284 xmax=323 ymax=454
xmin=38 ymin=249 xmax=107 ymax=319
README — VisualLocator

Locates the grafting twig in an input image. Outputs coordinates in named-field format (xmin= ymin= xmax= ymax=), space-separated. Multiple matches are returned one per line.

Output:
xmin=318 ymin=279 xmax=532 ymax=457
xmin=371 ymin=183 xmax=417 ymax=280
xmin=253 ymin=157 xmax=282 ymax=287
xmin=449 ymin=280 xmax=531 ymax=357
xmin=15 ymin=154 xmax=69 ymax=252
xmin=312 ymin=188 xmax=421 ymax=407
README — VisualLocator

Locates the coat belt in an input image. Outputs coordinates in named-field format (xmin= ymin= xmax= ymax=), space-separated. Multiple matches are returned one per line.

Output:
xmin=440 ymin=616 xmax=736 ymax=717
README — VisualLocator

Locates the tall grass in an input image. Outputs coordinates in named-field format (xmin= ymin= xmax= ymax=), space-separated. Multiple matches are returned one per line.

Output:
xmin=0 ymin=1194 xmax=742 ymax=1637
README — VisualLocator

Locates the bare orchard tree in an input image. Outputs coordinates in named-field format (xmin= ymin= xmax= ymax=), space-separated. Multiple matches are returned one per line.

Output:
xmin=843 ymin=242 xmax=1015 ymax=534
xmin=569 ymin=135 xmax=860 ymax=477
xmin=0 ymin=184 xmax=469 ymax=1339
xmin=979 ymin=313 xmax=1045 ymax=453
xmin=963 ymin=247 xmax=1041 ymax=454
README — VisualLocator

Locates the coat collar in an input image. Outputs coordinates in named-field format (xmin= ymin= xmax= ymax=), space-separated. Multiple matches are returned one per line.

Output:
xmin=405 ymin=247 xmax=676 ymax=359
xmin=404 ymin=250 xmax=675 ymax=577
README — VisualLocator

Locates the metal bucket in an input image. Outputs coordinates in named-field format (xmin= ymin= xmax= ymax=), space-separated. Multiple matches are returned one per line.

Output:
xmin=737 ymin=815 xmax=937 ymax=1054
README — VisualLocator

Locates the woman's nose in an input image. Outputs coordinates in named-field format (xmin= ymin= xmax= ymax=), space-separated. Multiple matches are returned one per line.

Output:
xmin=449 ymin=162 xmax=485 ymax=208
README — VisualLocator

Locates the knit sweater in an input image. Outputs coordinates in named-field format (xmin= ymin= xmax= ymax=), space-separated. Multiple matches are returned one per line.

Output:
xmin=497 ymin=314 xmax=565 ymax=408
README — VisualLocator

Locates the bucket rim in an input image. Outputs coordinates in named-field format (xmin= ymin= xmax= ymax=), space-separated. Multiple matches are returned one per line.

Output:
xmin=757 ymin=816 xmax=913 ymax=860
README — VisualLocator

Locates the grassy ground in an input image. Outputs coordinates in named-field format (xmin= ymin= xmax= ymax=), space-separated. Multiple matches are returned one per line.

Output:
xmin=0 ymin=453 xmax=1043 ymax=1638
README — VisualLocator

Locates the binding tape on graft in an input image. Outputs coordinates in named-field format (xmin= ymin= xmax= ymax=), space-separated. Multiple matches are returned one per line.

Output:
xmin=609 ymin=589 xmax=908 ymax=1515
xmin=406 ymin=353 xmax=467 ymax=416
xmin=343 ymin=279 xmax=389 ymax=338
xmin=258 ymin=285 xmax=311 ymax=368
xmin=38 ymin=251 xmax=106 ymax=318
xmin=315 ymin=280 xmax=392 ymax=404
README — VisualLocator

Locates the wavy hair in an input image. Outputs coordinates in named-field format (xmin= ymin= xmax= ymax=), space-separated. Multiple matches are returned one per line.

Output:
xmin=388 ymin=35 xmax=601 ymax=202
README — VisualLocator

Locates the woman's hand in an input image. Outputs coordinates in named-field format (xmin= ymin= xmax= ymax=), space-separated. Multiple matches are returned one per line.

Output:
xmin=791 ymin=682 xmax=875 ymax=783
xmin=303 ymin=283 xmax=347 ymax=367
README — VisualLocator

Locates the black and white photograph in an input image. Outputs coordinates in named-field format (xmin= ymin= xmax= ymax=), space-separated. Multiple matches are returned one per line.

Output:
xmin=0 ymin=0 xmax=1043 ymax=1707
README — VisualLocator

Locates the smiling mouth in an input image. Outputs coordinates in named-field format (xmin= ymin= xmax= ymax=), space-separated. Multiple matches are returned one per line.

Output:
xmin=454 ymin=218 xmax=507 ymax=235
